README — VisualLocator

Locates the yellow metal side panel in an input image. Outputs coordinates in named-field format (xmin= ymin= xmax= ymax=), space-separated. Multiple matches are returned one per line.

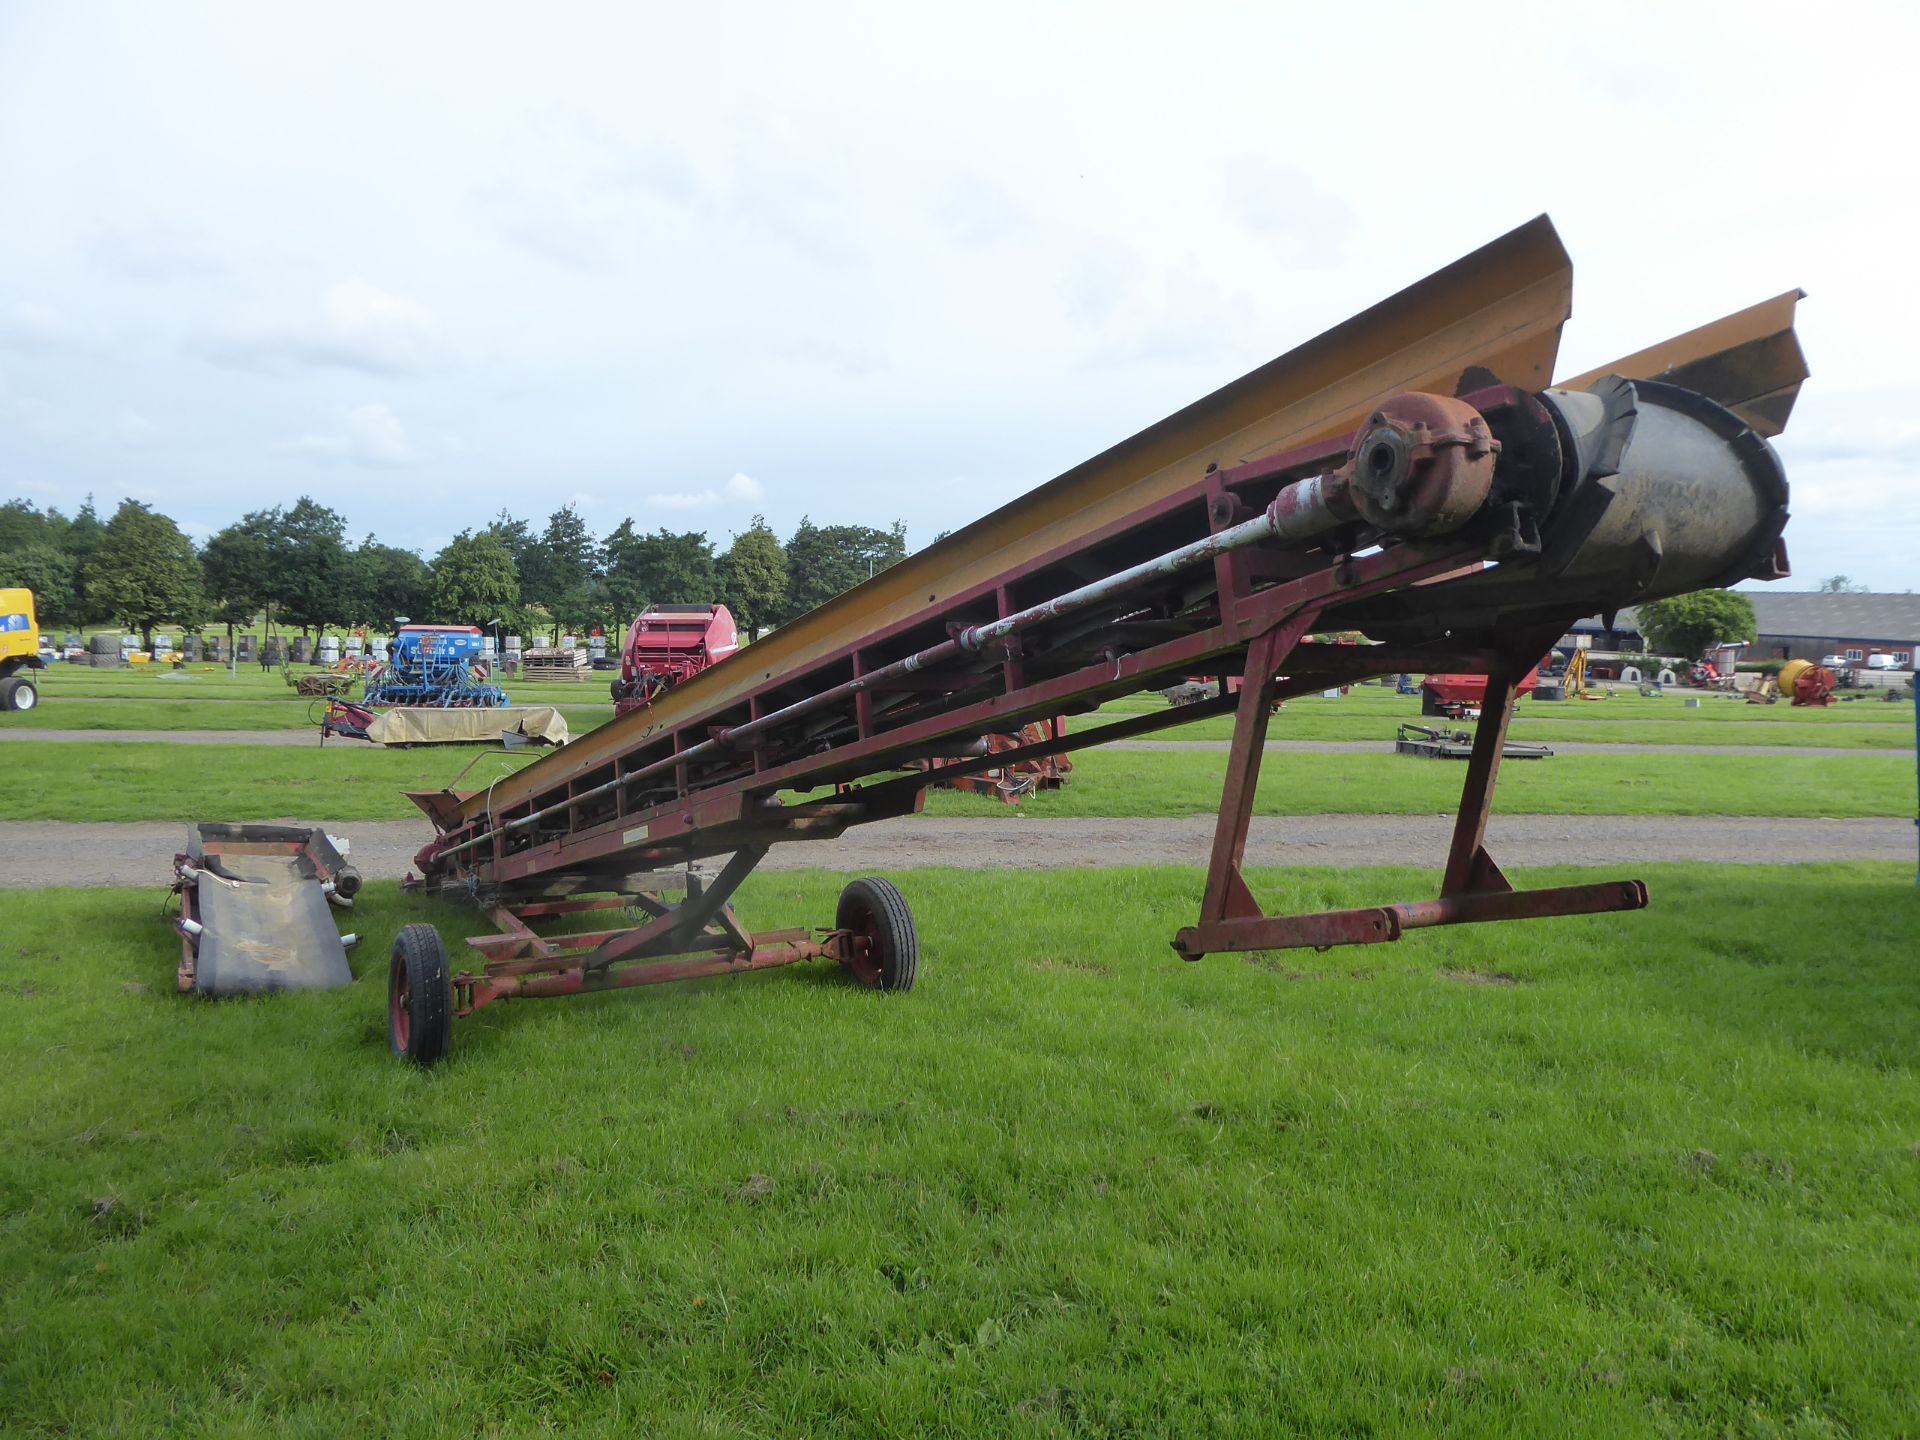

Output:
xmin=1557 ymin=290 xmax=1806 ymax=437
xmin=0 ymin=588 xmax=37 ymax=665
xmin=458 ymin=217 xmax=1574 ymax=823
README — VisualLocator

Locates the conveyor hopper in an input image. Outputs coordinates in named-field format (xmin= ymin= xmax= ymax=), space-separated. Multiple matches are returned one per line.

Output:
xmin=171 ymin=825 xmax=363 ymax=996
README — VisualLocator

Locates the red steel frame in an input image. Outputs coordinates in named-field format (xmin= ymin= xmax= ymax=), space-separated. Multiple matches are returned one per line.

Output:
xmin=448 ymin=867 xmax=865 ymax=1019
xmin=395 ymin=215 xmax=1807 ymax=1024
xmin=416 ymin=383 xmax=1680 ymax=1004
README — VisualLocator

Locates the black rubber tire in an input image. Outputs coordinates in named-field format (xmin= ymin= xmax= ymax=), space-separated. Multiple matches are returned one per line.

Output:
xmin=389 ymin=924 xmax=452 ymax=1065
xmin=9 ymin=676 xmax=34 ymax=710
xmin=835 ymin=877 xmax=919 ymax=992
xmin=0 ymin=677 xmax=17 ymax=711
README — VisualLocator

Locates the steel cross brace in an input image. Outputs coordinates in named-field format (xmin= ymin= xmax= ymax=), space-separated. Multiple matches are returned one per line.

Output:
xmin=451 ymin=845 xmax=845 ymax=1015
xmin=1170 ymin=623 xmax=1648 ymax=959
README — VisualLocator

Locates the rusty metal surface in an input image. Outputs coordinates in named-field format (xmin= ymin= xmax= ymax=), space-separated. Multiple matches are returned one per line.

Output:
xmin=1331 ymin=377 xmax=1792 ymax=641
xmin=455 ymin=216 xmax=1575 ymax=826
xmin=398 ymin=217 xmax=1807 ymax=978
xmin=416 ymin=369 xmax=1793 ymax=891
xmin=1335 ymin=392 xmax=1499 ymax=535
xmin=1172 ymin=880 xmax=1648 ymax=956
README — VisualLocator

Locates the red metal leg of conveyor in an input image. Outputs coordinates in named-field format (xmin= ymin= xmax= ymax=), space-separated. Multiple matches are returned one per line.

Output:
xmin=1172 ymin=634 xmax=1648 ymax=960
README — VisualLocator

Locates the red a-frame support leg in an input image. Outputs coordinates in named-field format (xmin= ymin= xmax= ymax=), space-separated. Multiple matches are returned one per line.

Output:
xmin=1172 ymin=629 xmax=1647 ymax=959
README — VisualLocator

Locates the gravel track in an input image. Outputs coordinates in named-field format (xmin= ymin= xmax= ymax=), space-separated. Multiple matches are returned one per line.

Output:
xmin=4 ymin=814 xmax=1908 ymax=890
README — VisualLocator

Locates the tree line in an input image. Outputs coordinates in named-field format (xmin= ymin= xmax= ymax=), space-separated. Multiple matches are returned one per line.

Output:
xmin=0 ymin=495 xmax=908 ymax=649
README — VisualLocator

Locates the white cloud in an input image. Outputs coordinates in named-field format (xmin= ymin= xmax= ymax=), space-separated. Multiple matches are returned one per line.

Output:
xmin=644 ymin=471 xmax=764 ymax=511
xmin=1225 ymin=159 xmax=1353 ymax=267
xmin=113 ymin=409 xmax=158 ymax=449
xmin=0 ymin=301 xmax=102 ymax=355
xmin=477 ymin=110 xmax=704 ymax=273
xmin=202 ymin=279 xmax=443 ymax=376
xmin=84 ymin=221 xmax=225 ymax=282
xmin=0 ymin=371 xmax=59 ymax=434
xmin=6 ymin=5 xmax=1920 ymax=590
xmin=280 ymin=403 xmax=419 ymax=468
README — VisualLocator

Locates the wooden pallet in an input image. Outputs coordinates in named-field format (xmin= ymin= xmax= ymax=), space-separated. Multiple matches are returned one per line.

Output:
xmin=520 ymin=648 xmax=592 ymax=682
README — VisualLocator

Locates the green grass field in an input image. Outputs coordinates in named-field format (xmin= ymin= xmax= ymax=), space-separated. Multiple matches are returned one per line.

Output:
xmin=21 ymin=668 xmax=1912 ymax=754
xmin=12 ymin=699 xmax=616 ymax=734
xmin=1099 ymin=689 xmax=1915 ymax=746
xmin=28 ymin=663 xmax=614 ymax=708
xmin=0 ymin=739 xmax=1911 ymax=823
xmin=916 ymin=746 xmax=1913 ymax=820
xmin=4 ymin=864 xmax=1916 ymax=1436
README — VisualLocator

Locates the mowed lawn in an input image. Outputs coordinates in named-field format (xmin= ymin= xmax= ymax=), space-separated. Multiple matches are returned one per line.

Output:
xmin=11 ymin=699 xmax=616 ymax=733
xmin=0 ymin=737 xmax=1909 ymax=823
xmin=3 ymin=865 xmax=1916 ymax=1436
xmin=19 ymin=664 xmax=614 ymax=733
xmin=1097 ymin=689 xmax=1916 ymax=748
xmin=19 ymin=668 xmax=1914 ymax=752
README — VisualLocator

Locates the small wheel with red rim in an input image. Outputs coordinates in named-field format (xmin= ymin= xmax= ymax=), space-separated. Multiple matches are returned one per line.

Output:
xmin=389 ymin=924 xmax=452 ymax=1065
xmin=835 ymin=877 xmax=919 ymax=992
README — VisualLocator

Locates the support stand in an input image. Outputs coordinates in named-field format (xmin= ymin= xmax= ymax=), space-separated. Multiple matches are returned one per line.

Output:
xmin=1172 ymin=626 xmax=1647 ymax=959
xmin=453 ymin=851 xmax=857 ymax=1015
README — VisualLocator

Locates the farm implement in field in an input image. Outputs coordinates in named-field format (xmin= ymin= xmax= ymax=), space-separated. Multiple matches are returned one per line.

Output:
xmin=1395 ymin=723 xmax=1553 ymax=762
xmin=169 ymin=825 xmax=362 ymax=996
xmin=611 ymin=604 xmax=742 ymax=713
xmin=361 ymin=625 xmax=508 ymax=709
xmin=385 ymin=215 xmax=1806 ymax=1063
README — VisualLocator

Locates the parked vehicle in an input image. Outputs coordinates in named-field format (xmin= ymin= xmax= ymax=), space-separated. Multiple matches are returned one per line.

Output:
xmin=0 ymin=587 xmax=45 ymax=710
xmin=611 ymin=604 xmax=741 ymax=715
xmin=1865 ymin=653 xmax=1902 ymax=671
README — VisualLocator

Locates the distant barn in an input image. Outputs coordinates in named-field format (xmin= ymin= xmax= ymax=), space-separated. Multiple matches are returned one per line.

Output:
xmin=1570 ymin=592 xmax=1919 ymax=669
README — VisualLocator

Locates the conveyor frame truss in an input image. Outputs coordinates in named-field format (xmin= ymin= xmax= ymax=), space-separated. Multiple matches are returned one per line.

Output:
xmin=404 ymin=217 xmax=1804 ymax=1027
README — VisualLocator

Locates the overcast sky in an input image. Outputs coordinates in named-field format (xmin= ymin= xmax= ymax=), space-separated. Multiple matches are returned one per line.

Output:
xmin=2 ymin=1 xmax=1914 ymax=590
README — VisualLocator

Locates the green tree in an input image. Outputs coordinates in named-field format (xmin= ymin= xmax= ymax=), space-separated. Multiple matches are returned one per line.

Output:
xmin=0 ymin=499 xmax=63 ymax=553
xmin=0 ymin=543 xmax=77 ymax=623
xmin=267 ymin=498 xmax=349 ymax=636
xmin=1818 ymin=575 xmax=1865 ymax=594
xmin=346 ymin=537 xmax=432 ymax=629
xmin=1 ymin=502 xmax=80 ymax=622
xmin=429 ymin=530 xmax=520 ymax=622
xmin=200 ymin=511 xmax=278 ymax=648
xmin=1636 ymin=589 xmax=1757 ymax=661
xmin=87 ymin=500 xmax=206 ymax=650
xmin=552 ymin=576 xmax=613 ymax=636
xmin=781 ymin=517 xmax=905 ymax=621
xmin=60 ymin=495 xmax=106 ymax=608
xmin=483 ymin=510 xmax=542 ymax=594
xmin=716 ymin=515 xmax=788 ymax=634
xmin=602 ymin=522 xmax=717 ymax=623
xmin=532 ymin=504 xmax=599 ymax=613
